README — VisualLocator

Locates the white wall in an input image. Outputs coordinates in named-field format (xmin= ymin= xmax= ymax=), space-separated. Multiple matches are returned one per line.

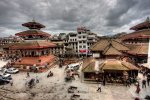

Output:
xmin=147 ymin=39 xmax=150 ymax=69
xmin=93 ymin=53 xmax=100 ymax=58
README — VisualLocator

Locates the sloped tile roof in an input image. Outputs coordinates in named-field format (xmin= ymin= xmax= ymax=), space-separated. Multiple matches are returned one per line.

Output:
xmin=100 ymin=59 xmax=129 ymax=71
xmin=90 ymin=39 xmax=129 ymax=55
xmin=15 ymin=29 xmax=51 ymax=37
xmin=15 ymin=55 xmax=55 ymax=66
xmin=126 ymin=44 xmax=148 ymax=55
xmin=82 ymin=58 xmax=139 ymax=72
xmin=9 ymin=41 xmax=56 ymax=49
xmin=103 ymin=45 xmax=123 ymax=55
xmin=130 ymin=19 xmax=150 ymax=30
xmin=122 ymin=29 xmax=150 ymax=40
xmin=82 ymin=57 xmax=96 ymax=72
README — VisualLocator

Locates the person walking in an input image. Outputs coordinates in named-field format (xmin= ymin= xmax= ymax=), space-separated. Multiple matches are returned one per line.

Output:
xmin=147 ymin=78 xmax=150 ymax=86
xmin=126 ymin=79 xmax=130 ymax=87
xmin=136 ymin=82 xmax=140 ymax=94
xmin=147 ymin=74 xmax=150 ymax=86
xmin=36 ymin=76 xmax=39 ymax=83
xmin=97 ymin=83 xmax=102 ymax=92
xmin=10 ymin=79 xmax=13 ymax=86
xmin=103 ymin=78 xmax=106 ymax=86
xmin=24 ymin=77 xmax=28 ymax=86
xmin=27 ymin=72 xmax=30 ymax=77
xmin=142 ymin=79 xmax=146 ymax=88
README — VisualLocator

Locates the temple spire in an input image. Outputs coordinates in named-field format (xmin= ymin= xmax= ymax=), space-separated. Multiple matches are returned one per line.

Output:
xmin=32 ymin=17 xmax=35 ymax=22
xmin=146 ymin=17 xmax=150 ymax=22
xmin=22 ymin=19 xmax=45 ymax=30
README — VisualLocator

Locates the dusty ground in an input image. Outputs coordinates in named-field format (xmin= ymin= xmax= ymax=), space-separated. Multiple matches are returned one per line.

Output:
xmin=0 ymin=61 xmax=149 ymax=100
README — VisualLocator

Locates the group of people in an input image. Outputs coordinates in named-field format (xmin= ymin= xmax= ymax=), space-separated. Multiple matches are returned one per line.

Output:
xmin=125 ymin=77 xmax=137 ymax=87
xmin=47 ymin=71 xmax=53 ymax=78
xmin=25 ymin=72 xmax=39 ymax=88
xmin=142 ymin=75 xmax=150 ymax=88
xmin=135 ymin=73 xmax=150 ymax=95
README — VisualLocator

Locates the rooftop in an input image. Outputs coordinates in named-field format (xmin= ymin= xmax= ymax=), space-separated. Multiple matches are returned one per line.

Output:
xmin=90 ymin=39 xmax=129 ymax=55
xmin=121 ymin=29 xmax=150 ymax=40
xmin=8 ymin=40 xmax=56 ymax=49
xmin=15 ymin=54 xmax=55 ymax=66
xmin=82 ymin=58 xmax=139 ymax=72
xmin=130 ymin=17 xmax=150 ymax=31
xmin=22 ymin=20 xmax=45 ymax=30
xmin=126 ymin=44 xmax=148 ymax=55
xmin=15 ymin=29 xmax=51 ymax=37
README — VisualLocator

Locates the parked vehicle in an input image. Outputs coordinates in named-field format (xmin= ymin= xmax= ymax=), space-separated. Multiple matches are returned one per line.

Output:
xmin=0 ymin=77 xmax=10 ymax=85
xmin=0 ymin=73 xmax=12 ymax=80
xmin=0 ymin=72 xmax=11 ymax=77
xmin=67 ymin=63 xmax=81 ymax=70
xmin=5 ymin=68 xmax=19 ymax=74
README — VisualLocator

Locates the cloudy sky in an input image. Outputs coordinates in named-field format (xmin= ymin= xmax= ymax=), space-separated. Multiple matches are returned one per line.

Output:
xmin=0 ymin=0 xmax=150 ymax=37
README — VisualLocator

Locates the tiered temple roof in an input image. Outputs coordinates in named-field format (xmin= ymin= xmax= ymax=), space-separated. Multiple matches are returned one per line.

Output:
xmin=130 ymin=17 xmax=150 ymax=31
xmin=122 ymin=29 xmax=150 ymax=40
xmin=15 ymin=30 xmax=51 ymax=37
xmin=8 ymin=41 xmax=56 ymax=50
xmin=121 ymin=17 xmax=150 ymax=56
xmin=22 ymin=20 xmax=45 ymax=30
xmin=122 ymin=17 xmax=150 ymax=40
xmin=90 ymin=39 xmax=129 ymax=55
xmin=15 ymin=20 xmax=50 ymax=40
xmin=126 ymin=44 xmax=148 ymax=56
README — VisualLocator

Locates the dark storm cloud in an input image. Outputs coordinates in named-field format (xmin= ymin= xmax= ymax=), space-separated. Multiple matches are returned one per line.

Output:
xmin=0 ymin=0 xmax=150 ymax=37
xmin=105 ymin=0 xmax=137 ymax=27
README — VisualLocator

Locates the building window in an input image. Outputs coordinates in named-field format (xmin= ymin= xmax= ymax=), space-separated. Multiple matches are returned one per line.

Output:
xmin=79 ymin=46 xmax=82 ymax=48
xmin=83 ymin=45 xmax=86 ymax=48
xmin=79 ymin=41 xmax=82 ymax=43
xmin=79 ymin=36 xmax=81 ymax=38
xmin=83 ymin=36 xmax=86 ymax=38
xmin=78 ymin=32 xmax=81 ymax=34
xmin=83 ymin=41 xmax=86 ymax=43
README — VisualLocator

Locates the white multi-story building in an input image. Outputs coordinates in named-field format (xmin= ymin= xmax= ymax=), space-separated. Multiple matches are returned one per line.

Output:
xmin=65 ymin=27 xmax=97 ymax=56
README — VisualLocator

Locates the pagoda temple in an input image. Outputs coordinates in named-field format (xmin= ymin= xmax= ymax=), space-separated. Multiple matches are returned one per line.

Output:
xmin=81 ymin=39 xmax=139 ymax=83
xmin=90 ymin=39 xmax=130 ymax=59
xmin=3 ymin=20 xmax=58 ymax=72
xmin=121 ymin=17 xmax=150 ymax=63
xmin=15 ymin=20 xmax=51 ymax=40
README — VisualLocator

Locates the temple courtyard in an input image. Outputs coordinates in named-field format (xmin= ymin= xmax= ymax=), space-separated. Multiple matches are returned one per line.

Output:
xmin=0 ymin=63 xmax=150 ymax=100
